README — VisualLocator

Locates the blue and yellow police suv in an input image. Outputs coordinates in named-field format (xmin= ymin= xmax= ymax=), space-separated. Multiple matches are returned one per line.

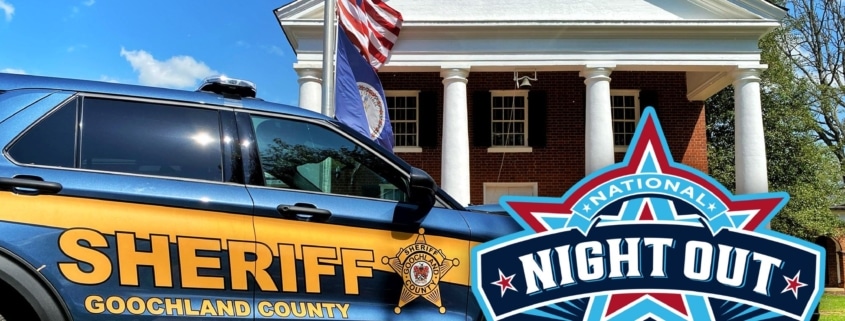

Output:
xmin=0 ymin=73 xmax=519 ymax=320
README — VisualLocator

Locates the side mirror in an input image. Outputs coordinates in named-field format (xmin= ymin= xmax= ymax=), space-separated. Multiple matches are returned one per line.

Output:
xmin=409 ymin=167 xmax=436 ymax=209
xmin=394 ymin=167 xmax=436 ymax=224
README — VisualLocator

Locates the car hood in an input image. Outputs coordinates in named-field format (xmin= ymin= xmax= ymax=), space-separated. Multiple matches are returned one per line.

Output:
xmin=465 ymin=203 xmax=508 ymax=215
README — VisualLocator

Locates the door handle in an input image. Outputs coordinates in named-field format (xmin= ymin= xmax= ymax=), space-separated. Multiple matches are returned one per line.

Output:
xmin=277 ymin=203 xmax=332 ymax=222
xmin=0 ymin=175 xmax=63 ymax=195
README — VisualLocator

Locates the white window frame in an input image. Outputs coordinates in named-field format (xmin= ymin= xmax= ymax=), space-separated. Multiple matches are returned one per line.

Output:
xmin=385 ymin=90 xmax=422 ymax=153
xmin=483 ymin=182 xmax=538 ymax=204
xmin=611 ymin=89 xmax=641 ymax=153
xmin=488 ymin=89 xmax=532 ymax=153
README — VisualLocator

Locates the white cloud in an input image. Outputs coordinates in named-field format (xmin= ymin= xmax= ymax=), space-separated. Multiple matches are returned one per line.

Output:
xmin=1 ymin=68 xmax=26 ymax=74
xmin=264 ymin=45 xmax=286 ymax=57
xmin=0 ymin=0 xmax=14 ymax=22
xmin=65 ymin=0 xmax=92 ymax=20
xmin=67 ymin=44 xmax=87 ymax=52
xmin=99 ymin=75 xmax=119 ymax=83
xmin=120 ymin=47 xmax=218 ymax=89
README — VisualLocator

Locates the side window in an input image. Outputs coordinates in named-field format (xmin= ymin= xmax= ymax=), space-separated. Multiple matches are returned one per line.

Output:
xmin=385 ymin=90 xmax=419 ymax=147
xmin=611 ymin=89 xmax=641 ymax=152
xmin=251 ymin=115 xmax=408 ymax=201
xmin=8 ymin=97 xmax=78 ymax=168
xmin=79 ymin=98 xmax=224 ymax=182
xmin=490 ymin=90 xmax=528 ymax=147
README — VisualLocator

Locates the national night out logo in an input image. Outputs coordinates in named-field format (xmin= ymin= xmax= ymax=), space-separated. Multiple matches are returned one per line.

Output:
xmin=471 ymin=108 xmax=824 ymax=321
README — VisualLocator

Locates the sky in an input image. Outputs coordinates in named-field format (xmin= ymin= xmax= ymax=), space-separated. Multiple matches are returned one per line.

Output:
xmin=0 ymin=0 xmax=300 ymax=105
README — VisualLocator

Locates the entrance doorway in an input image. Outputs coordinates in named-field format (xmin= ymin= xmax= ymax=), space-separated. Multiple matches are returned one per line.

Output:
xmin=816 ymin=236 xmax=842 ymax=287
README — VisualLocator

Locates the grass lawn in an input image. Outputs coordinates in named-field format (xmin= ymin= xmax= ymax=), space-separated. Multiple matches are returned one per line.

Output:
xmin=821 ymin=292 xmax=845 ymax=320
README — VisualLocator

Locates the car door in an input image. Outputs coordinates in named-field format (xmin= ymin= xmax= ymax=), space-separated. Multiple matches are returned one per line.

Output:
xmin=0 ymin=94 xmax=255 ymax=320
xmin=237 ymin=111 xmax=475 ymax=320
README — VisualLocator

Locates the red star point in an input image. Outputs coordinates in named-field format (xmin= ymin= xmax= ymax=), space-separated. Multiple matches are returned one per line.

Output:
xmin=606 ymin=293 xmax=688 ymax=317
xmin=638 ymin=200 xmax=655 ymax=220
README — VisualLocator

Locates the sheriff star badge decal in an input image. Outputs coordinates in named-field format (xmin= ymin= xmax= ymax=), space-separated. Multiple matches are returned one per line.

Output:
xmin=382 ymin=228 xmax=459 ymax=314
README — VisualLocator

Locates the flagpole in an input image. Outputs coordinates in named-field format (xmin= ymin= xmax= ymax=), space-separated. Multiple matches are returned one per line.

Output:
xmin=321 ymin=0 xmax=337 ymax=117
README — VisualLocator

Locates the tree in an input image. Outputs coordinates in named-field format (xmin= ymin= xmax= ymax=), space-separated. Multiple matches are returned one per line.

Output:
xmin=705 ymin=87 xmax=736 ymax=191
xmin=706 ymin=4 xmax=845 ymax=240
xmin=776 ymin=0 xmax=845 ymax=183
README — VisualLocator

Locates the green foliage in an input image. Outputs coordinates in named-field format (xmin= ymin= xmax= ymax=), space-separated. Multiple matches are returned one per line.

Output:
xmin=705 ymin=87 xmax=735 ymax=192
xmin=775 ymin=0 xmax=845 ymax=178
xmin=705 ymin=17 xmax=845 ymax=240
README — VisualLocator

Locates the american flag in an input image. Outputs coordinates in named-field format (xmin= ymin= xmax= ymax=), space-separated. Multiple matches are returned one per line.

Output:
xmin=337 ymin=0 xmax=403 ymax=70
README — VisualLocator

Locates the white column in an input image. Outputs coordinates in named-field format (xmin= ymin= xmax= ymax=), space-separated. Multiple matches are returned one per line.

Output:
xmin=580 ymin=66 xmax=615 ymax=175
xmin=295 ymin=64 xmax=330 ymax=191
xmin=440 ymin=67 xmax=471 ymax=206
xmin=294 ymin=63 xmax=322 ymax=114
xmin=733 ymin=66 xmax=768 ymax=194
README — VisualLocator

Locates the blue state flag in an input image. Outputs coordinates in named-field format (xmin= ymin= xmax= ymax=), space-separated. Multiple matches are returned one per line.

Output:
xmin=334 ymin=28 xmax=395 ymax=151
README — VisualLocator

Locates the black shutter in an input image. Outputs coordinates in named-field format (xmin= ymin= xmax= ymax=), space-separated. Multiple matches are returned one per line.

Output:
xmin=417 ymin=91 xmax=438 ymax=148
xmin=528 ymin=90 xmax=547 ymax=148
xmin=472 ymin=91 xmax=492 ymax=147
xmin=639 ymin=90 xmax=658 ymax=114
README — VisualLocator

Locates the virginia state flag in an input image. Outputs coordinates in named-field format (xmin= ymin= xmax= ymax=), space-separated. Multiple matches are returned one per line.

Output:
xmin=335 ymin=27 xmax=395 ymax=151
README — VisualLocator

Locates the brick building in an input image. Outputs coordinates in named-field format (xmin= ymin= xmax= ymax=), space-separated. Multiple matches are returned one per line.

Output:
xmin=275 ymin=0 xmax=785 ymax=206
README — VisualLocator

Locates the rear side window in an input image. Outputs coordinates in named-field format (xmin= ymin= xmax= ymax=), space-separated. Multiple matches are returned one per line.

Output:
xmin=80 ymin=98 xmax=224 ymax=181
xmin=8 ymin=96 xmax=225 ymax=182
xmin=8 ymin=98 xmax=77 ymax=167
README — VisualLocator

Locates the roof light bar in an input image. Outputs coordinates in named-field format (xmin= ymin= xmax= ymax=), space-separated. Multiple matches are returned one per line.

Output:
xmin=197 ymin=76 xmax=257 ymax=99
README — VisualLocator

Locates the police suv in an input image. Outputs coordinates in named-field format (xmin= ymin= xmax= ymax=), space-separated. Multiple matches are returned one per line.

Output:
xmin=0 ymin=73 xmax=519 ymax=320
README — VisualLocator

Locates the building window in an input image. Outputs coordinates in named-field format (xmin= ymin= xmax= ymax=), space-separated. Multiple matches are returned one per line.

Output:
xmin=611 ymin=89 xmax=640 ymax=151
xmin=385 ymin=90 xmax=419 ymax=148
xmin=490 ymin=90 xmax=528 ymax=147
xmin=483 ymin=182 xmax=537 ymax=204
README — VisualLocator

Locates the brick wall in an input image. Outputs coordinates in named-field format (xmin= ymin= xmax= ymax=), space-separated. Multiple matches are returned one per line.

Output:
xmin=381 ymin=71 xmax=708 ymax=205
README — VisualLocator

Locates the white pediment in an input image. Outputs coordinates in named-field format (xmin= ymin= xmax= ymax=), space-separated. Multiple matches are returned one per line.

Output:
xmin=275 ymin=0 xmax=785 ymax=100
xmin=277 ymin=0 xmax=785 ymax=22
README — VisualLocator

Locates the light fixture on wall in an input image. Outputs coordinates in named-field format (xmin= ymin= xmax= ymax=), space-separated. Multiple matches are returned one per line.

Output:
xmin=514 ymin=71 xmax=538 ymax=88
